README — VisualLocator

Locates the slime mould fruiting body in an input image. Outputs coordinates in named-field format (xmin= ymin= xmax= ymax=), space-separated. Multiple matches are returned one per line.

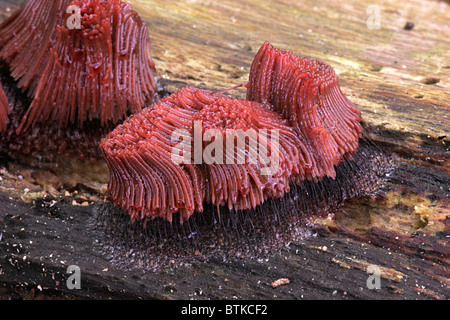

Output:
xmin=0 ymin=0 xmax=156 ymax=160
xmin=0 ymin=1 xmax=390 ymax=263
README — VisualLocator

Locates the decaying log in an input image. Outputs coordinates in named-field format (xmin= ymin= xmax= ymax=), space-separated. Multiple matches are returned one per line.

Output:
xmin=0 ymin=155 xmax=448 ymax=300
xmin=0 ymin=0 xmax=448 ymax=300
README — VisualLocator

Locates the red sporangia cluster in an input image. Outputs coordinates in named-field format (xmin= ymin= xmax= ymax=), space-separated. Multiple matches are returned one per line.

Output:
xmin=0 ymin=83 xmax=8 ymax=131
xmin=100 ymin=87 xmax=303 ymax=222
xmin=0 ymin=0 xmax=156 ymax=136
xmin=0 ymin=2 xmax=363 ymax=223
xmin=247 ymin=42 xmax=363 ymax=181
xmin=0 ymin=0 xmax=70 ymax=94
xmin=101 ymin=42 xmax=364 ymax=223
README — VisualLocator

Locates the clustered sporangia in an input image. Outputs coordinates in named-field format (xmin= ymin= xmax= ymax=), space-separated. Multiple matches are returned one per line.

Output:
xmin=0 ymin=1 xmax=368 ymax=227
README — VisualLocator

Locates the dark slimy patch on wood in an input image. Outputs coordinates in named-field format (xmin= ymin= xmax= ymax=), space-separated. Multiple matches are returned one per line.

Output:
xmin=93 ymin=136 xmax=391 ymax=271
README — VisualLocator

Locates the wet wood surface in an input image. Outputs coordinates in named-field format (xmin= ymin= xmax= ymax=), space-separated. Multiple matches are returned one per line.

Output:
xmin=0 ymin=0 xmax=448 ymax=300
